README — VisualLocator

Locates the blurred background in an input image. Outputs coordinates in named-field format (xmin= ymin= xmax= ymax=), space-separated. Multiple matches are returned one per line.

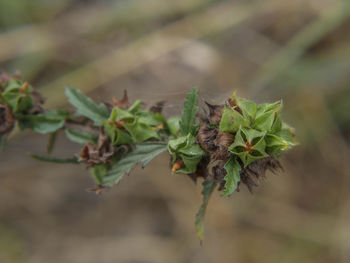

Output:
xmin=1 ymin=0 xmax=350 ymax=262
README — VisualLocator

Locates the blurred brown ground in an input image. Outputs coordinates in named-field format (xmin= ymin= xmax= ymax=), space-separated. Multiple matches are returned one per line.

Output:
xmin=1 ymin=0 xmax=350 ymax=262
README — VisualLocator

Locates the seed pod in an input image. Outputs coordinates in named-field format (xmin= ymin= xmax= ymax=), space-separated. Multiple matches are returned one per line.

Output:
xmin=0 ymin=104 xmax=15 ymax=137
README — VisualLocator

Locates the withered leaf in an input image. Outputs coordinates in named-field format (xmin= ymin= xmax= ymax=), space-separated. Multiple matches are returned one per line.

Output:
xmin=80 ymin=129 xmax=115 ymax=166
xmin=112 ymin=90 xmax=130 ymax=109
xmin=149 ymin=101 xmax=165 ymax=114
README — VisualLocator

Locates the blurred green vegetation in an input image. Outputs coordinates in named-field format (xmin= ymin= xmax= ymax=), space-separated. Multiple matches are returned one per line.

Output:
xmin=1 ymin=0 xmax=350 ymax=262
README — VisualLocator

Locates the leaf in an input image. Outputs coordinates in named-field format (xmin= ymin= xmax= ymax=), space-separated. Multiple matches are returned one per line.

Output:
xmin=102 ymin=143 xmax=167 ymax=186
xmin=30 ymin=153 xmax=79 ymax=164
xmin=65 ymin=129 xmax=98 ymax=144
xmin=179 ymin=87 xmax=199 ymax=136
xmin=65 ymin=86 xmax=109 ymax=125
xmin=141 ymin=146 xmax=168 ymax=168
xmin=222 ymin=157 xmax=241 ymax=196
xmin=195 ymin=180 xmax=216 ymax=242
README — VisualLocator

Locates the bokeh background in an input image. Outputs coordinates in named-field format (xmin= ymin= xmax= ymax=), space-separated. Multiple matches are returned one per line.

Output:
xmin=1 ymin=0 xmax=350 ymax=262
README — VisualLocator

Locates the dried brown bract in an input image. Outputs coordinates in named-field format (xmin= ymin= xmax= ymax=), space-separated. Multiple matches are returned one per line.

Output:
xmin=240 ymin=157 xmax=283 ymax=192
xmin=149 ymin=101 xmax=165 ymax=114
xmin=205 ymin=102 xmax=224 ymax=124
xmin=0 ymin=104 xmax=15 ymax=136
xmin=197 ymin=124 xmax=218 ymax=153
xmin=112 ymin=90 xmax=130 ymax=109
xmin=80 ymin=130 xmax=115 ymax=166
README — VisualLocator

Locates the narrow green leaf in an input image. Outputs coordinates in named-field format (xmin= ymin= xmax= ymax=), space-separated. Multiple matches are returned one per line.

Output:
xmin=30 ymin=153 xmax=79 ymax=164
xmin=65 ymin=129 xmax=98 ymax=144
xmin=179 ymin=87 xmax=199 ymax=136
xmin=47 ymin=131 xmax=58 ymax=154
xmin=65 ymin=86 xmax=109 ymax=125
xmin=102 ymin=143 xmax=167 ymax=186
xmin=222 ymin=157 xmax=241 ymax=196
xmin=195 ymin=180 xmax=216 ymax=242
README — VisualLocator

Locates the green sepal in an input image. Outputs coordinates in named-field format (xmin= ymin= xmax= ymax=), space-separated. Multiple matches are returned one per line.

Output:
xmin=166 ymin=116 xmax=181 ymax=136
xmin=168 ymin=134 xmax=204 ymax=174
xmin=103 ymin=122 xmax=133 ymax=145
xmin=1 ymin=80 xmax=34 ymax=113
xmin=266 ymin=127 xmax=297 ymax=156
xmin=128 ymin=100 xmax=142 ymax=114
xmin=232 ymin=92 xmax=257 ymax=120
xmin=124 ymin=120 xmax=160 ymax=142
xmin=137 ymin=110 xmax=163 ymax=127
xmin=229 ymin=128 xmax=268 ymax=167
xmin=219 ymin=107 xmax=248 ymax=133
xmin=254 ymin=101 xmax=283 ymax=132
